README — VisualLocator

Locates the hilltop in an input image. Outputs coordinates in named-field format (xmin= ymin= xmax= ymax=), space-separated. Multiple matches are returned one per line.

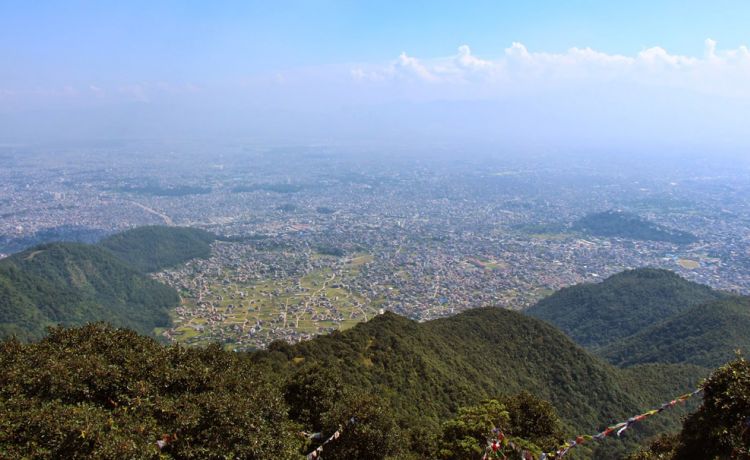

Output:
xmin=264 ymin=307 xmax=706 ymax=458
xmin=0 ymin=308 xmax=710 ymax=459
xmin=573 ymin=210 xmax=698 ymax=244
xmin=0 ymin=243 xmax=178 ymax=340
xmin=99 ymin=226 xmax=216 ymax=273
xmin=525 ymin=268 xmax=727 ymax=350
xmin=600 ymin=296 xmax=750 ymax=368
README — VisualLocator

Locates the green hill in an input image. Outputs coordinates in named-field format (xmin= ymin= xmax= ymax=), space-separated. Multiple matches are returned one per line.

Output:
xmin=525 ymin=268 xmax=727 ymax=350
xmin=573 ymin=210 xmax=698 ymax=244
xmin=0 ymin=243 xmax=178 ymax=340
xmin=600 ymin=296 xmax=750 ymax=368
xmin=98 ymin=226 xmax=216 ymax=273
xmin=265 ymin=307 xmax=707 ymax=458
xmin=0 ymin=309 xmax=708 ymax=459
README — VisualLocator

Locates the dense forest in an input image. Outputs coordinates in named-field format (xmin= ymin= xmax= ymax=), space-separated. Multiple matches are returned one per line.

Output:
xmin=264 ymin=307 xmax=711 ymax=459
xmin=98 ymin=226 xmax=216 ymax=273
xmin=0 ymin=243 xmax=177 ymax=341
xmin=0 ymin=316 xmax=746 ymax=459
xmin=573 ymin=211 xmax=698 ymax=244
xmin=526 ymin=268 xmax=727 ymax=349
xmin=600 ymin=296 xmax=750 ymax=368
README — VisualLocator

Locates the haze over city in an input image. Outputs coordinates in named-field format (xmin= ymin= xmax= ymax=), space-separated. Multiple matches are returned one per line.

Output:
xmin=2 ymin=1 xmax=750 ymax=149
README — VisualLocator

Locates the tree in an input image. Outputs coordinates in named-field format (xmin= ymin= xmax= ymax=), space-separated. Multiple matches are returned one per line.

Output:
xmin=627 ymin=356 xmax=750 ymax=460
xmin=498 ymin=391 xmax=564 ymax=452
xmin=318 ymin=390 xmax=403 ymax=460
xmin=285 ymin=363 xmax=346 ymax=432
xmin=438 ymin=399 xmax=510 ymax=460
xmin=0 ymin=324 xmax=303 ymax=459
xmin=674 ymin=356 xmax=750 ymax=459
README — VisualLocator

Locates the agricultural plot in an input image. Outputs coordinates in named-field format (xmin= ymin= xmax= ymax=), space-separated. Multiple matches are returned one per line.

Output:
xmin=155 ymin=243 xmax=378 ymax=350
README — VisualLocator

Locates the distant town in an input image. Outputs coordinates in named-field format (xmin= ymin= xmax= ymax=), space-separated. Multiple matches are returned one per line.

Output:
xmin=3 ymin=142 xmax=750 ymax=349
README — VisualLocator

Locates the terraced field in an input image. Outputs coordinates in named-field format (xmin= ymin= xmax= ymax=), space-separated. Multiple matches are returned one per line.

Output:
xmin=158 ymin=250 xmax=379 ymax=350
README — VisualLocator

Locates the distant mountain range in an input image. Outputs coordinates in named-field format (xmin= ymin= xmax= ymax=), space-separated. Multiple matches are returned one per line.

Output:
xmin=259 ymin=306 xmax=709 ymax=458
xmin=600 ymin=296 xmax=750 ymax=368
xmin=0 ymin=243 xmax=177 ymax=340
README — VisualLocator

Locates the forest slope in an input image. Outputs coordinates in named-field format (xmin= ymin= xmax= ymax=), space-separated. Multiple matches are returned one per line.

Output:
xmin=98 ymin=225 xmax=216 ymax=273
xmin=600 ymin=296 xmax=750 ymax=368
xmin=0 ymin=243 xmax=178 ymax=340
xmin=525 ymin=268 xmax=726 ymax=350
xmin=265 ymin=307 xmax=707 ymax=458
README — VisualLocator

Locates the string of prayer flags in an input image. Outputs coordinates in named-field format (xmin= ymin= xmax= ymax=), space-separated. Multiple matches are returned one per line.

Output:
xmin=481 ymin=387 xmax=703 ymax=460
xmin=305 ymin=417 xmax=355 ymax=459
xmin=482 ymin=429 xmax=537 ymax=460
xmin=541 ymin=387 xmax=703 ymax=459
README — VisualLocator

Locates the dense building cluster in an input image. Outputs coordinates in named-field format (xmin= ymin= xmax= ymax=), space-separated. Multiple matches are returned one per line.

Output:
xmin=3 ymin=143 xmax=750 ymax=348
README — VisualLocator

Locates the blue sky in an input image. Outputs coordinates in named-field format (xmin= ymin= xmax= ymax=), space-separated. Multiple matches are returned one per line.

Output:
xmin=2 ymin=1 xmax=750 ymax=147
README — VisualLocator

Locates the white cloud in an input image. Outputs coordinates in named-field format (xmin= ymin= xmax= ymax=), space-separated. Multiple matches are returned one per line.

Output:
xmin=455 ymin=45 xmax=492 ymax=70
xmin=353 ymin=40 xmax=750 ymax=98
xmin=394 ymin=52 xmax=437 ymax=81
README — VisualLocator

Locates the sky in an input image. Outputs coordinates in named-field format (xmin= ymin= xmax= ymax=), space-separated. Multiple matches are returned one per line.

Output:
xmin=1 ymin=1 xmax=750 ymax=150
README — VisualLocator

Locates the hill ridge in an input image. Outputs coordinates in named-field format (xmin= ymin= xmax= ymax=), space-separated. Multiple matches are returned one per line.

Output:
xmin=0 ymin=241 xmax=179 ymax=340
xmin=525 ymin=268 xmax=727 ymax=350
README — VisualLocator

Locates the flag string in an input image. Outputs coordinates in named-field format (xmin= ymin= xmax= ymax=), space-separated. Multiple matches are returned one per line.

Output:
xmin=151 ymin=387 xmax=701 ymax=458
xmin=304 ymin=417 xmax=356 ymax=459
xmin=482 ymin=387 xmax=703 ymax=460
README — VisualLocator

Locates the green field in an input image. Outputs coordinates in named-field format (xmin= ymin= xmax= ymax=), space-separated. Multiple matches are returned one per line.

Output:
xmin=164 ymin=252 xmax=378 ymax=349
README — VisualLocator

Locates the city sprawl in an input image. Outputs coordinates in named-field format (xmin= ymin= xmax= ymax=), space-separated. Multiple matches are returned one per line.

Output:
xmin=2 ymin=143 xmax=750 ymax=349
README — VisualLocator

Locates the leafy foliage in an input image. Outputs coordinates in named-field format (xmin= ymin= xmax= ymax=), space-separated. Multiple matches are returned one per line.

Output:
xmin=573 ymin=210 xmax=697 ymax=244
xmin=99 ymin=226 xmax=216 ymax=273
xmin=601 ymin=297 xmax=750 ymax=368
xmin=674 ymin=356 xmax=750 ymax=459
xmin=319 ymin=391 xmax=404 ymax=460
xmin=498 ymin=391 xmax=564 ymax=452
xmin=437 ymin=393 xmax=563 ymax=460
xmin=438 ymin=399 xmax=511 ymax=459
xmin=0 ymin=243 xmax=178 ymax=340
xmin=259 ymin=307 xmax=707 ymax=459
xmin=627 ymin=356 xmax=750 ymax=460
xmin=526 ymin=268 xmax=726 ymax=349
xmin=0 ymin=324 xmax=302 ymax=459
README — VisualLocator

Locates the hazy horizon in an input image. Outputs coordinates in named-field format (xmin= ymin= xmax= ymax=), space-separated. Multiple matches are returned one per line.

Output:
xmin=2 ymin=1 xmax=750 ymax=151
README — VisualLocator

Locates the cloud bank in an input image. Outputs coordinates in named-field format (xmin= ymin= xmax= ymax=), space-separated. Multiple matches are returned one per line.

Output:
xmin=351 ymin=40 xmax=750 ymax=99
xmin=2 ymin=40 xmax=750 ymax=149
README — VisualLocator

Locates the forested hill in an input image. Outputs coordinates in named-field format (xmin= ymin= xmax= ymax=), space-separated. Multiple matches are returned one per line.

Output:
xmin=573 ymin=210 xmax=698 ymax=244
xmin=1 ymin=320 xmax=745 ymax=460
xmin=0 ymin=243 xmax=178 ymax=340
xmin=263 ymin=307 xmax=706 ymax=458
xmin=525 ymin=268 xmax=727 ymax=350
xmin=0 ymin=308 xmax=710 ymax=459
xmin=98 ymin=226 xmax=216 ymax=273
xmin=600 ymin=296 xmax=750 ymax=368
